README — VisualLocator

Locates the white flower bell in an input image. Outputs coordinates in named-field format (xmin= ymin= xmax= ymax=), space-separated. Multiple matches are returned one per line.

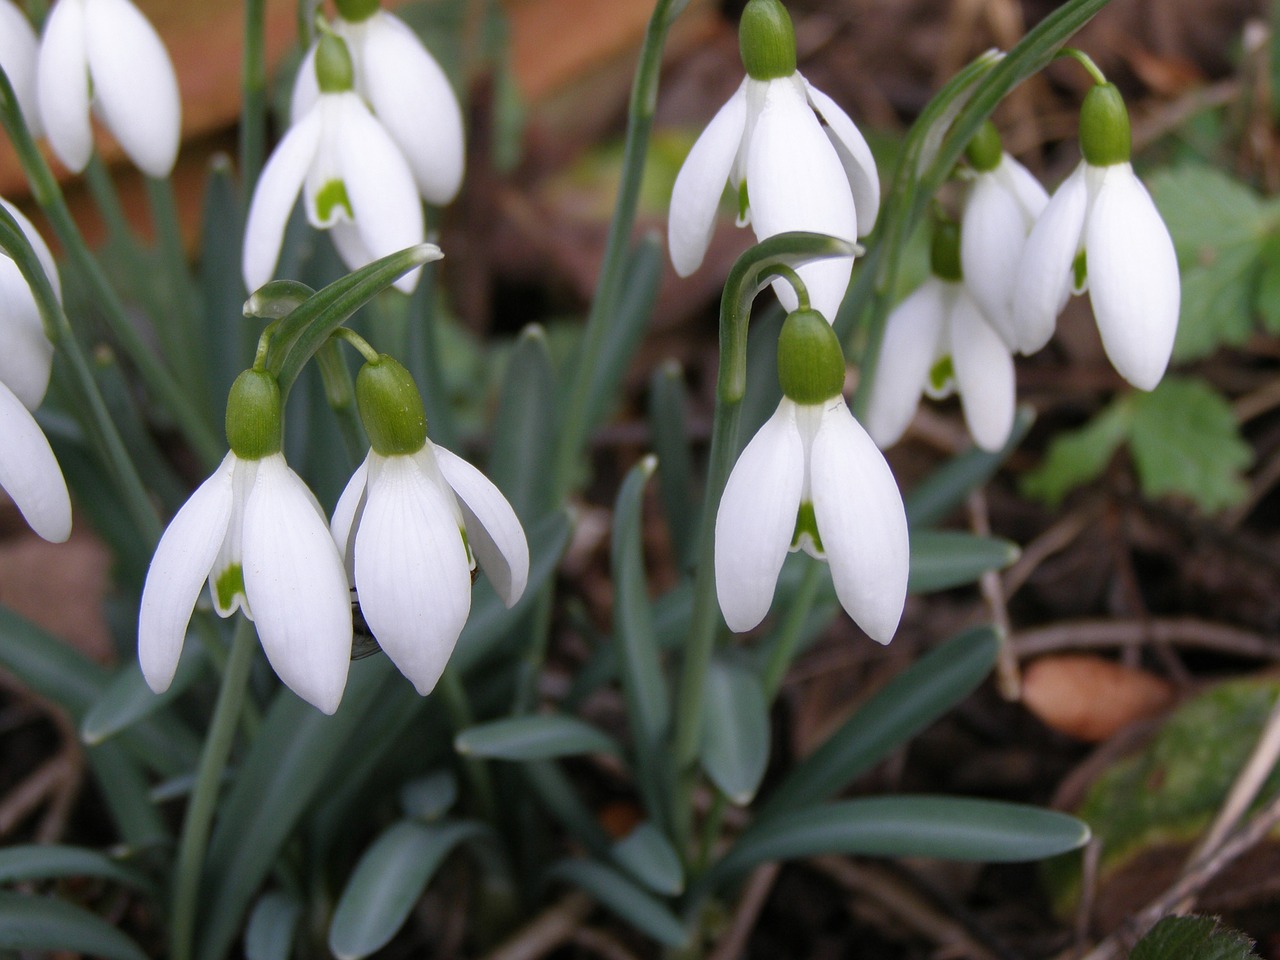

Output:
xmin=291 ymin=0 xmax=464 ymax=206
xmin=35 ymin=0 xmax=181 ymax=177
xmin=331 ymin=355 xmax=528 ymax=696
xmin=1012 ymin=83 xmax=1180 ymax=390
xmin=668 ymin=0 xmax=878 ymax=321
xmin=0 ymin=0 xmax=42 ymax=137
xmin=243 ymin=32 xmax=425 ymax=295
xmin=139 ymin=370 xmax=353 ymax=714
xmin=715 ymin=308 xmax=907 ymax=639
xmin=864 ymin=220 xmax=1016 ymax=453
xmin=959 ymin=122 xmax=1049 ymax=348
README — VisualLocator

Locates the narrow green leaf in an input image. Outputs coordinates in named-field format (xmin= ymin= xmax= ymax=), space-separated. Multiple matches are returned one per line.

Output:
xmin=0 ymin=846 xmax=150 ymax=891
xmin=490 ymin=324 xmax=558 ymax=521
xmin=1021 ymin=401 xmax=1131 ymax=506
xmin=549 ymin=860 xmax=689 ymax=948
xmin=648 ymin=360 xmax=699 ymax=569
xmin=1131 ymin=915 xmax=1259 ymax=960
xmin=245 ymin=891 xmax=302 ymax=960
xmin=82 ymin=644 xmax=205 ymax=745
xmin=904 ymin=406 xmax=1033 ymax=526
xmin=400 ymin=771 xmax=459 ymax=822
xmin=612 ymin=822 xmax=684 ymax=896
xmin=0 ymin=892 xmax=149 ymax=960
xmin=700 ymin=658 xmax=769 ymax=806
xmin=329 ymin=821 xmax=487 ymax=960
xmin=717 ymin=796 xmax=1090 ymax=879
xmin=88 ymin=743 xmax=170 ymax=849
xmin=199 ymin=157 xmax=253 ymax=412
xmin=455 ymin=714 xmax=620 ymax=761
xmin=907 ymin=530 xmax=1019 ymax=594
xmin=761 ymin=626 xmax=998 ymax=817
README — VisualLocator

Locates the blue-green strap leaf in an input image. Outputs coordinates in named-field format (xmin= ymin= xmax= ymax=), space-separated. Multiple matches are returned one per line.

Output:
xmin=0 ymin=892 xmax=149 ymax=960
xmin=700 ymin=657 xmax=769 ymax=806
xmin=455 ymin=715 xmax=621 ymax=761
xmin=548 ymin=860 xmax=689 ymax=948
xmin=907 ymin=530 xmax=1019 ymax=594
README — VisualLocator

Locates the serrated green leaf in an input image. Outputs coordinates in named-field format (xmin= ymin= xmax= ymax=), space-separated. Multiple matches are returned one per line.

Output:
xmin=1174 ymin=241 xmax=1259 ymax=360
xmin=0 ymin=845 xmax=150 ymax=891
xmin=549 ymin=860 xmax=689 ymax=948
xmin=612 ymin=822 xmax=684 ymax=896
xmin=1130 ymin=377 xmax=1251 ymax=512
xmin=329 ymin=821 xmax=487 ymax=960
xmin=700 ymin=658 xmax=769 ymax=805
xmin=1131 ymin=915 xmax=1259 ymax=960
xmin=907 ymin=530 xmax=1019 ymax=594
xmin=1021 ymin=401 xmax=1132 ymax=506
xmin=245 ymin=891 xmax=301 ymax=960
xmin=454 ymin=714 xmax=620 ymax=761
xmin=0 ymin=892 xmax=149 ymax=960
xmin=1255 ymin=240 xmax=1280 ymax=334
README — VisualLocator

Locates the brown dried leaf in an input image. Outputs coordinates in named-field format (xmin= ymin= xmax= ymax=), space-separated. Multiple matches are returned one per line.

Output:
xmin=1022 ymin=654 xmax=1175 ymax=742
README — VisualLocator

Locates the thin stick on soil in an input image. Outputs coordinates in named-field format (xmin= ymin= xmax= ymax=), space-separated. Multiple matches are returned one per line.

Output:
xmin=479 ymin=893 xmax=594 ymax=960
xmin=708 ymin=863 xmax=780 ymax=960
xmin=968 ymin=491 xmax=1018 ymax=699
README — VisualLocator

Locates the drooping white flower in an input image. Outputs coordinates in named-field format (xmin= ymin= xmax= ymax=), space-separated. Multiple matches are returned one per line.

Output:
xmin=1012 ymin=83 xmax=1179 ymax=390
xmin=668 ymin=0 xmax=878 ymax=321
xmin=0 ymin=199 xmax=59 ymax=411
xmin=959 ymin=122 xmax=1049 ymax=348
xmin=331 ymin=356 xmax=528 ymax=696
xmin=291 ymin=3 xmax=464 ymax=206
xmin=864 ymin=221 xmax=1016 ymax=453
xmin=35 ymin=0 xmax=181 ymax=177
xmin=0 ymin=0 xmax=42 ymax=137
xmin=243 ymin=32 xmax=425 ymax=295
xmin=715 ymin=309 xmax=907 ymax=639
xmin=138 ymin=371 xmax=352 ymax=714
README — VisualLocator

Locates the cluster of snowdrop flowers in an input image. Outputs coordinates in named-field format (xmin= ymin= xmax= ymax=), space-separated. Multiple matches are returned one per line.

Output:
xmin=716 ymin=306 xmax=908 ymax=641
xmin=668 ymin=0 xmax=878 ymax=321
xmin=139 ymin=325 xmax=528 ymax=714
xmin=865 ymin=218 xmax=1016 ymax=453
xmin=0 ymin=200 xmax=71 ymax=543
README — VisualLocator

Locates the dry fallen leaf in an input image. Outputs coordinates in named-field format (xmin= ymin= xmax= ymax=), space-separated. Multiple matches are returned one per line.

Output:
xmin=1022 ymin=653 xmax=1176 ymax=742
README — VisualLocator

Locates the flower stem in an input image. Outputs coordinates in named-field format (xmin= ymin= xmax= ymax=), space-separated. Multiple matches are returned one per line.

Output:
xmin=314 ymin=337 xmax=365 ymax=467
xmin=241 ymin=0 xmax=268 ymax=202
xmin=171 ymin=618 xmax=257 ymax=960
xmin=760 ymin=559 xmax=824 ymax=700
xmin=436 ymin=668 xmax=498 ymax=823
xmin=1056 ymin=46 xmax=1108 ymax=86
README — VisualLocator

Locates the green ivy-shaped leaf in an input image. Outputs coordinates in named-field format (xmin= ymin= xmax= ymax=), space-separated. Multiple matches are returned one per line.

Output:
xmin=1131 ymin=915 xmax=1258 ymax=960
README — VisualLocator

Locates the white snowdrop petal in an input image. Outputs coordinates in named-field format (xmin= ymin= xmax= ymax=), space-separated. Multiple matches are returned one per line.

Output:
xmin=999 ymin=153 xmax=1050 ymax=221
xmin=138 ymin=452 xmax=235 ymax=693
xmin=668 ymin=81 xmax=748 ymax=277
xmin=1012 ymin=163 xmax=1089 ymax=355
xmin=37 ymin=0 xmax=93 ymax=173
xmin=435 ymin=446 xmax=529 ymax=608
xmin=330 ymin=453 xmax=370 ymax=574
xmin=242 ymin=110 xmax=322 ymax=294
xmin=1086 ymin=165 xmax=1180 ymax=391
xmin=0 ymin=378 xmax=70 ymax=543
xmin=809 ymin=399 xmax=908 ymax=644
xmin=355 ymin=454 xmax=472 ymax=696
xmin=359 ymin=13 xmax=464 ymax=205
xmin=0 ymin=0 xmax=42 ymax=137
xmin=714 ymin=400 xmax=805 ymax=632
xmin=0 ymin=268 xmax=53 ymax=412
xmin=83 ymin=0 xmax=181 ymax=177
xmin=336 ymin=96 xmax=425 ymax=293
xmin=803 ymin=78 xmax=880 ymax=236
xmin=290 ymin=42 xmax=320 ymax=126
xmin=961 ymin=172 xmax=1028 ymax=348
xmin=748 ymin=77 xmax=857 ymax=320
xmin=242 ymin=456 xmax=352 ymax=715
xmin=862 ymin=278 xmax=947 ymax=449
xmin=950 ymin=292 xmax=1016 ymax=452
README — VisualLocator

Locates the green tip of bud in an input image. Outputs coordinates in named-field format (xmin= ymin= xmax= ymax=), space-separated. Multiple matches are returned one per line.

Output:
xmin=356 ymin=355 xmax=428 ymax=456
xmin=930 ymin=219 xmax=962 ymax=281
xmin=226 ymin=370 xmax=283 ymax=459
xmin=966 ymin=121 xmax=1003 ymax=173
xmin=315 ymin=33 xmax=355 ymax=93
xmin=335 ymin=0 xmax=379 ymax=21
xmin=1079 ymin=82 xmax=1130 ymax=167
xmin=777 ymin=309 xmax=845 ymax=405
xmin=739 ymin=0 xmax=796 ymax=81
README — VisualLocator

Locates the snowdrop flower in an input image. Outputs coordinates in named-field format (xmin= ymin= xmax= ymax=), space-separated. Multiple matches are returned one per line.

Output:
xmin=0 ymin=0 xmax=42 ymax=137
xmin=959 ymin=122 xmax=1048 ymax=348
xmin=36 ymin=0 xmax=181 ymax=177
xmin=243 ymin=33 xmax=425 ymax=295
xmin=0 ymin=199 xmax=59 ymax=412
xmin=1013 ymin=82 xmax=1179 ymax=390
xmin=864 ymin=220 xmax=1015 ymax=453
xmin=331 ymin=355 xmax=528 ymax=696
xmin=139 ymin=369 xmax=353 ymax=714
xmin=291 ymin=0 xmax=464 ymax=206
xmin=716 ymin=308 xmax=907 ymax=638
xmin=668 ymin=0 xmax=878 ymax=321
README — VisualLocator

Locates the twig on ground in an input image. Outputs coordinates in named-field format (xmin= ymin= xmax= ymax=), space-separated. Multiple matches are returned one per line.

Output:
xmin=968 ymin=490 xmax=1018 ymax=699
xmin=1003 ymin=501 xmax=1101 ymax=600
xmin=708 ymin=863 xmax=780 ymax=960
xmin=1014 ymin=618 xmax=1280 ymax=661
xmin=1072 ymin=838 xmax=1102 ymax=958
xmin=479 ymin=892 xmax=594 ymax=960
xmin=570 ymin=927 xmax=643 ymax=960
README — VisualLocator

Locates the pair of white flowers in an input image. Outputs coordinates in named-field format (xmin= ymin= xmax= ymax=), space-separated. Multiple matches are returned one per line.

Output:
xmin=139 ymin=356 xmax=528 ymax=715
xmin=0 ymin=0 xmax=180 ymax=177
xmin=242 ymin=8 xmax=464 ymax=295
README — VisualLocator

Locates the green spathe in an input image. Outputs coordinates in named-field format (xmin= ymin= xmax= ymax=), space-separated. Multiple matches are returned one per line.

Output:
xmin=356 ymin=355 xmax=428 ymax=456
xmin=777 ymin=309 xmax=845 ymax=405
xmin=739 ymin=0 xmax=796 ymax=81
xmin=965 ymin=121 xmax=1003 ymax=173
xmin=316 ymin=33 xmax=356 ymax=94
xmin=225 ymin=370 xmax=283 ymax=460
xmin=1079 ymin=82 xmax=1130 ymax=167
xmin=335 ymin=0 xmax=379 ymax=22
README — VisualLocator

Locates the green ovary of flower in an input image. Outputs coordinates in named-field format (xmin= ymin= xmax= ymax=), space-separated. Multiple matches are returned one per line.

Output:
xmin=777 ymin=309 xmax=845 ymax=405
xmin=738 ymin=0 xmax=796 ymax=80
xmin=356 ymin=355 xmax=428 ymax=456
